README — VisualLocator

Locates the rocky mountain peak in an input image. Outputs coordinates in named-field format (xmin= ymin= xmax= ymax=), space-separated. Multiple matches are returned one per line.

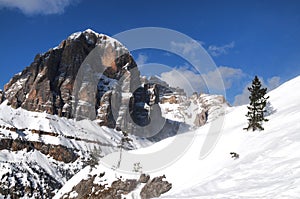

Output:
xmin=2 ymin=29 xmax=137 ymax=121
xmin=1 ymin=29 xmax=228 ymax=136
xmin=57 ymin=29 xmax=123 ymax=50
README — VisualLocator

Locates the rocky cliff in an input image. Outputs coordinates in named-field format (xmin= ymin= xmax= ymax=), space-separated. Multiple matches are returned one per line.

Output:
xmin=2 ymin=29 xmax=138 ymax=120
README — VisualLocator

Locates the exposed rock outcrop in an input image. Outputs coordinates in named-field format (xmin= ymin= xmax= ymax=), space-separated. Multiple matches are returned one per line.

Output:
xmin=139 ymin=173 xmax=150 ymax=183
xmin=140 ymin=175 xmax=172 ymax=199
xmin=194 ymin=109 xmax=208 ymax=126
xmin=0 ymin=138 xmax=78 ymax=163
xmin=61 ymin=173 xmax=171 ymax=199
xmin=96 ymin=91 xmax=116 ymax=128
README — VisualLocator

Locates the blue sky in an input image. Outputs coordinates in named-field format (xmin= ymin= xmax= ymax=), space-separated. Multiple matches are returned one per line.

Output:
xmin=0 ymin=0 xmax=300 ymax=105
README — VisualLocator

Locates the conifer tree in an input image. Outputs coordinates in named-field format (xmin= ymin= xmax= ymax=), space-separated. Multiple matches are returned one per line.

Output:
xmin=244 ymin=76 xmax=269 ymax=131
xmin=87 ymin=146 xmax=103 ymax=170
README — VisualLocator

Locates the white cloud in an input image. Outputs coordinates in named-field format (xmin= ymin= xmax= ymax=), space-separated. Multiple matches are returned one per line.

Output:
xmin=0 ymin=0 xmax=77 ymax=15
xmin=208 ymin=41 xmax=235 ymax=57
xmin=170 ymin=40 xmax=200 ymax=57
xmin=136 ymin=53 xmax=148 ymax=66
xmin=160 ymin=68 xmax=206 ymax=96
xmin=171 ymin=40 xmax=234 ymax=58
xmin=160 ymin=66 xmax=244 ymax=96
xmin=170 ymin=40 xmax=218 ymax=74
xmin=234 ymin=76 xmax=281 ymax=106
xmin=233 ymin=83 xmax=251 ymax=106
xmin=203 ymin=66 xmax=244 ymax=90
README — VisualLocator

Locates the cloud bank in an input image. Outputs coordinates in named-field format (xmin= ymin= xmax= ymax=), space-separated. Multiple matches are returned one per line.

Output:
xmin=160 ymin=67 xmax=207 ymax=96
xmin=160 ymin=66 xmax=244 ymax=96
xmin=0 ymin=0 xmax=77 ymax=15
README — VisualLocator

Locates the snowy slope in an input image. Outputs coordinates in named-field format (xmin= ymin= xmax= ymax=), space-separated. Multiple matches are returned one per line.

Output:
xmin=56 ymin=76 xmax=300 ymax=198
xmin=0 ymin=101 xmax=152 ymax=198
xmin=0 ymin=101 xmax=151 ymax=153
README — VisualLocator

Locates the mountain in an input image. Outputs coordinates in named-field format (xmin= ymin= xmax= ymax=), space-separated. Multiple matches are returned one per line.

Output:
xmin=1 ymin=29 xmax=226 ymax=137
xmin=0 ymin=29 xmax=228 ymax=198
xmin=0 ymin=29 xmax=142 ymax=198
xmin=55 ymin=76 xmax=300 ymax=199
xmin=2 ymin=29 xmax=137 ymax=122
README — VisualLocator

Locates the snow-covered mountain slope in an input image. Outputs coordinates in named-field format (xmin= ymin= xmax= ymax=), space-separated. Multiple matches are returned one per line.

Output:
xmin=0 ymin=100 xmax=151 ymax=153
xmin=0 ymin=101 xmax=152 ymax=198
xmin=56 ymin=76 xmax=300 ymax=198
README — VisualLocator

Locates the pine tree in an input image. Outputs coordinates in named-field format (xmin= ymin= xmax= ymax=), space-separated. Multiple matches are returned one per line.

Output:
xmin=244 ymin=76 xmax=269 ymax=131
xmin=87 ymin=146 xmax=103 ymax=170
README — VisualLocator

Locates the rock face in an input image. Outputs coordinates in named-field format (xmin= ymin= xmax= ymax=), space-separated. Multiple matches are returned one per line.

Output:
xmin=194 ymin=110 xmax=208 ymax=126
xmin=3 ymin=29 xmax=138 ymax=121
xmin=5 ymin=32 xmax=91 ymax=115
xmin=61 ymin=173 xmax=171 ymax=199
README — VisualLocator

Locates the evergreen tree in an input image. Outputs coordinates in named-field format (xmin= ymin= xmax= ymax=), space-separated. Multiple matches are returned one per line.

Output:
xmin=244 ymin=76 xmax=269 ymax=131
xmin=87 ymin=146 xmax=103 ymax=170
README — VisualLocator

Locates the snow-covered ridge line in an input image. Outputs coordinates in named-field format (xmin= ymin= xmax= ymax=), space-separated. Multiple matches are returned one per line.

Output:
xmin=68 ymin=28 xmax=102 ymax=40
xmin=68 ymin=28 xmax=124 ymax=48
xmin=51 ymin=28 xmax=126 ymax=51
